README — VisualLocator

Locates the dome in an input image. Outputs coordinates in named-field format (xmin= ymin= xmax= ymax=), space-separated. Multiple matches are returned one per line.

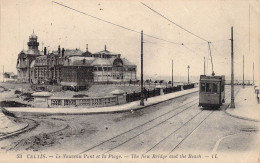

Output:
xmin=29 ymin=30 xmax=37 ymax=39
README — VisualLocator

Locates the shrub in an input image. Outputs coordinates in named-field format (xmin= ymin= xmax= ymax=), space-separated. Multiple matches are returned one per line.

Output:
xmin=14 ymin=90 xmax=22 ymax=94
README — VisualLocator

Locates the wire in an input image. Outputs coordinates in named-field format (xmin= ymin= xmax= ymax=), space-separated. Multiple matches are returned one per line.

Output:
xmin=211 ymin=44 xmax=227 ymax=58
xmin=183 ymin=44 xmax=197 ymax=55
xmin=141 ymin=2 xmax=209 ymax=43
xmin=52 ymin=1 xmax=183 ymax=45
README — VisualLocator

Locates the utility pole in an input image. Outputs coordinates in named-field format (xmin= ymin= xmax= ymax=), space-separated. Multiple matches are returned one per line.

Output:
xmin=230 ymin=26 xmax=235 ymax=108
xmin=2 ymin=65 xmax=4 ymax=83
xmin=140 ymin=30 xmax=144 ymax=106
xmin=243 ymin=56 xmax=244 ymax=88
xmin=253 ymin=62 xmax=254 ymax=85
xmin=172 ymin=60 xmax=173 ymax=87
xmin=204 ymin=56 xmax=205 ymax=75
xmin=187 ymin=65 xmax=190 ymax=84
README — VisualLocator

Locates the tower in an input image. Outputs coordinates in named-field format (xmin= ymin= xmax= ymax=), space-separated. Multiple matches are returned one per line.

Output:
xmin=27 ymin=30 xmax=39 ymax=51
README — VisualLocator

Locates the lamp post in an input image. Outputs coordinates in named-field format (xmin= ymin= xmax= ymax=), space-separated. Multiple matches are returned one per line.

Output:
xmin=230 ymin=26 xmax=235 ymax=108
xmin=140 ymin=30 xmax=144 ymax=106
xmin=187 ymin=65 xmax=190 ymax=84
xmin=172 ymin=60 xmax=173 ymax=87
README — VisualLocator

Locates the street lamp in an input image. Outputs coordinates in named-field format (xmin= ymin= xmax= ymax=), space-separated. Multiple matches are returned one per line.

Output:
xmin=187 ymin=65 xmax=190 ymax=84
xmin=140 ymin=30 xmax=144 ymax=106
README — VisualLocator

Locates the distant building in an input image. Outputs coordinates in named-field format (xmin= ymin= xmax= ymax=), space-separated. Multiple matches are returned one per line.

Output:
xmin=3 ymin=72 xmax=17 ymax=79
xmin=16 ymin=33 xmax=137 ymax=90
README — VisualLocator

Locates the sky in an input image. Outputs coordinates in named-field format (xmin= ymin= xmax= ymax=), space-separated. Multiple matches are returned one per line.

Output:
xmin=0 ymin=0 xmax=259 ymax=82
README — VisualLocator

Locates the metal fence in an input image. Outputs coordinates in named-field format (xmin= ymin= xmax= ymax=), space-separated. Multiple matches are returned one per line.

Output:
xmin=183 ymin=84 xmax=195 ymax=90
xmin=126 ymin=89 xmax=160 ymax=102
xmin=126 ymin=84 xmax=195 ymax=103
xmin=163 ymin=85 xmax=182 ymax=94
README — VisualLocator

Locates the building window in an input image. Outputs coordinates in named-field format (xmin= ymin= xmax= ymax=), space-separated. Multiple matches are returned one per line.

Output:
xmin=98 ymin=67 xmax=102 ymax=71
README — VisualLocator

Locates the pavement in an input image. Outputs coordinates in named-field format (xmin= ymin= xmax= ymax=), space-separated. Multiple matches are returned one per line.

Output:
xmin=4 ymin=88 xmax=199 ymax=115
xmin=225 ymin=86 xmax=260 ymax=122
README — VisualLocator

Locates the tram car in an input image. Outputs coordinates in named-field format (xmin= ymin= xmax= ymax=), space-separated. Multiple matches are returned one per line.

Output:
xmin=199 ymin=75 xmax=225 ymax=108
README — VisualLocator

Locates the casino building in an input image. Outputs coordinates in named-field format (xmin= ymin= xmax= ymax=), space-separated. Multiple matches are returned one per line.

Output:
xmin=17 ymin=33 xmax=137 ymax=89
xmin=60 ymin=45 xmax=137 ymax=90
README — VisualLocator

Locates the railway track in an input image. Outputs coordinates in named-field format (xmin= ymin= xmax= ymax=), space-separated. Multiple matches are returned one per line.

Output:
xmin=79 ymin=88 xmax=237 ymax=154
xmin=4 ymin=116 xmax=70 ymax=151
xmin=79 ymin=96 xmax=200 ymax=154
xmin=2 ymin=86 xmax=241 ymax=152
xmin=0 ymin=116 xmax=39 ymax=141
xmin=145 ymin=88 xmax=239 ymax=154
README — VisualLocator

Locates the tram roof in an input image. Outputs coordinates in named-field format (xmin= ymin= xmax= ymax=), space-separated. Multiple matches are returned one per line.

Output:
xmin=200 ymin=75 xmax=225 ymax=80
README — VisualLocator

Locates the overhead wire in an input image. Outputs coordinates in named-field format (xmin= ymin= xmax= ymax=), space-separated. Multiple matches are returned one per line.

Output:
xmin=141 ymin=2 xmax=209 ymax=43
xmin=141 ymin=2 xmax=220 ymax=76
xmin=52 ymin=1 xmax=183 ymax=45
xmin=52 ymin=0 xmax=233 ymax=76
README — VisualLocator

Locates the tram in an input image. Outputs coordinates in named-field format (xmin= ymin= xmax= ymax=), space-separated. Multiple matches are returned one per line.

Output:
xmin=199 ymin=75 xmax=225 ymax=108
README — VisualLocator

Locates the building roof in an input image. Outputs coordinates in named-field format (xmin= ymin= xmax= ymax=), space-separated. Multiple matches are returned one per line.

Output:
xmin=18 ymin=49 xmax=42 ymax=56
xmin=121 ymin=58 xmax=136 ymax=66
xmin=91 ymin=58 xmax=113 ymax=66
xmin=29 ymin=31 xmax=37 ymax=39
xmin=93 ymin=45 xmax=119 ymax=56
xmin=4 ymin=72 xmax=15 ymax=76
xmin=64 ymin=49 xmax=84 ymax=56
xmin=32 ymin=92 xmax=52 ymax=97
xmin=110 ymin=89 xmax=126 ymax=95
xmin=82 ymin=51 xmax=92 ymax=57
xmin=89 ymin=57 xmax=136 ymax=67
xmin=94 ymin=50 xmax=113 ymax=55
xmin=52 ymin=49 xmax=84 ymax=57
xmin=64 ymin=56 xmax=95 ymax=66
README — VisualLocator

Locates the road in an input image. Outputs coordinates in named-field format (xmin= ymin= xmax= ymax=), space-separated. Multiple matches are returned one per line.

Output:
xmin=0 ymin=86 xmax=258 ymax=160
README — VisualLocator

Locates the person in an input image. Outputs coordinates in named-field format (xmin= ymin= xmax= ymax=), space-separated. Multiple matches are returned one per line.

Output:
xmin=143 ymin=88 xmax=148 ymax=101
xmin=257 ymin=90 xmax=259 ymax=102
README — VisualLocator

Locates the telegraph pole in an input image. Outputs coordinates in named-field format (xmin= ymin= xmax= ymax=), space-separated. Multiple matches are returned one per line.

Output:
xmin=230 ymin=27 xmax=235 ymax=108
xmin=204 ymin=56 xmax=205 ymax=75
xmin=243 ymin=56 xmax=244 ymax=88
xmin=140 ymin=30 xmax=144 ymax=106
xmin=172 ymin=60 xmax=173 ymax=87
xmin=187 ymin=65 xmax=190 ymax=84
xmin=2 ymin=65 xmax=4 ymax=83
xmin=253 ymin=62 xmax=254 ymax=85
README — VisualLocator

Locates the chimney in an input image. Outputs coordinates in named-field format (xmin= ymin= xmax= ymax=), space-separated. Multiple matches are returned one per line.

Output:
xmin=62 ymin=48 xmax=65 ymax=57
xmin=44 ymin=47 xmax=47 ymax=55
xmin=86 ymin=44 xmax=88 ymax=52
xmin=58 ymin=45 xmax=61 ymax=55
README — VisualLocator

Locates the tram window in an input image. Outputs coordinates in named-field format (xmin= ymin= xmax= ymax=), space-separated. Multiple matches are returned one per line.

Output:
xmin=206 ymin=83 xmax=211 ymax=92
xmin=212 ymin=83 xmax=218 ymax=93
xmin=206 ymin=83 xmax=218 ymax=93
xmin=200 ymin=83 xmax=206 ymax=92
